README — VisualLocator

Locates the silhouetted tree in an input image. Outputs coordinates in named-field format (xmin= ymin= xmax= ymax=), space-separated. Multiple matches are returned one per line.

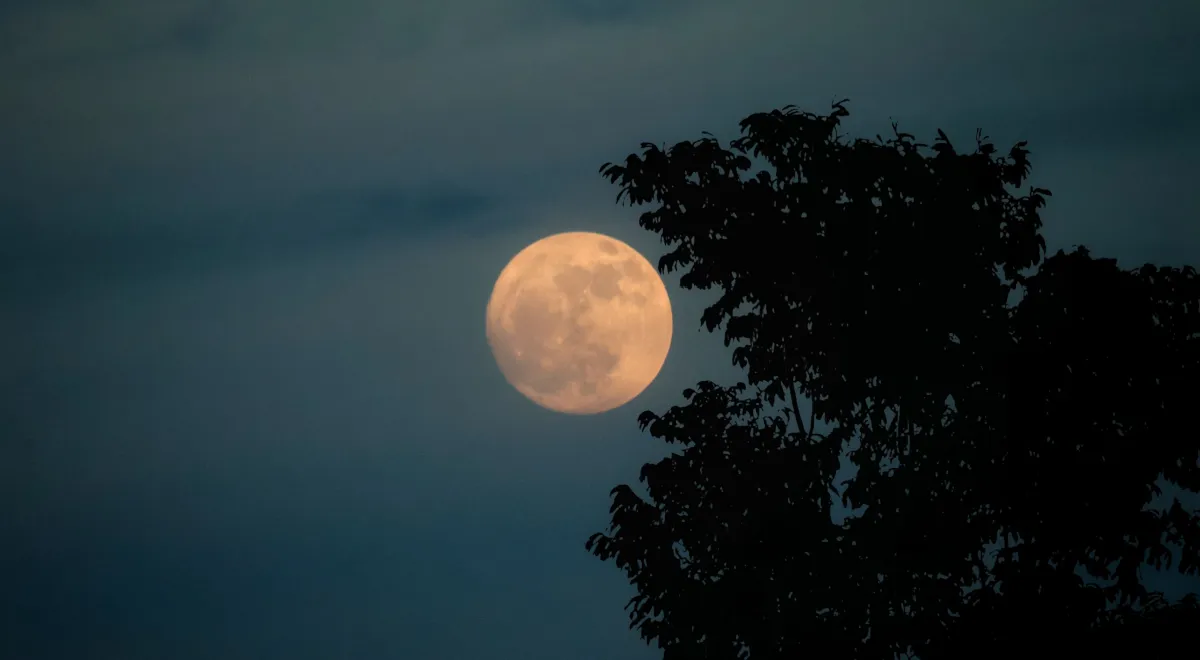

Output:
xmin=586 ymin=101 xmax=1200 ymax=659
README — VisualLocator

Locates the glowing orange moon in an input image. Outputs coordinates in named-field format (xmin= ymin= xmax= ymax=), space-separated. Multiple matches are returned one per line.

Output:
xmin=485 ymin=231 xmax=673 ymax=414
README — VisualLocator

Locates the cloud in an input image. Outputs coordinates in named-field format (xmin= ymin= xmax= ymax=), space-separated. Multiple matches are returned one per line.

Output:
xmin=6 ymin=0 xmax=1196 ymax=197
xmin=3 ymin=0 xmax=1198 ymax=315
xmin=1 ymin=0 xmax=1196 ymax=303
xmin=304 ymin=182 xmax=494 ymax=229
xmin=0 ymin=182 xmax=500 ymax=304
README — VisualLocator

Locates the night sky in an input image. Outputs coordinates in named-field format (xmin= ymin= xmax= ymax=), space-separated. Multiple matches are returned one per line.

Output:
xmin=4 ymin=1 xmax=1199 ymax=659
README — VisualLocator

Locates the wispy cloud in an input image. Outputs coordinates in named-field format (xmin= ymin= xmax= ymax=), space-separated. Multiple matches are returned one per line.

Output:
xmin=1 ymin=182 xmax=498 ymax=297
xmin=1 ymin=3 xmax=1193 ymax=262
xmin=6 ymin=0 xmax=1195 ymax=196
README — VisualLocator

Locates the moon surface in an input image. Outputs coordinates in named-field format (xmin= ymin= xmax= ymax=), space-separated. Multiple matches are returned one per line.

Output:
xmin=486 ymin=232 xmax=673 ymax=414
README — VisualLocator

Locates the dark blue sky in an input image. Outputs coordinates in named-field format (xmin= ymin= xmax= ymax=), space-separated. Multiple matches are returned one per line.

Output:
xmin=3 ymin=1 xmax=1199 ymax=658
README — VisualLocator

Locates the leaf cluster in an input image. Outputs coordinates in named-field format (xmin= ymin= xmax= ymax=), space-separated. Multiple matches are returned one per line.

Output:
xmin=586 ymin=102 xmax=1200 ymax=658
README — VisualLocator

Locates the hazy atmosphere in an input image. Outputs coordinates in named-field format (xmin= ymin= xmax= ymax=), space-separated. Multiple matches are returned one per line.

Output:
xmin=4 ymin=1 xmax=1199 ymax=658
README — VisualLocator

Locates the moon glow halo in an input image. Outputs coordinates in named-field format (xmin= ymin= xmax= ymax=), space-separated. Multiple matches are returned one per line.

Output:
xmin=485 ymin=232 xmax=673 ymax=414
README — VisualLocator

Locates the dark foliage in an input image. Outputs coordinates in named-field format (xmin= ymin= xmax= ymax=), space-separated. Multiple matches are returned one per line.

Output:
xmin=585 ymin=102 xmax=1200 ymax=658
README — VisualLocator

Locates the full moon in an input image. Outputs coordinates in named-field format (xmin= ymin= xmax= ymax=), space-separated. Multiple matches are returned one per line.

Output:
xmin=486 ymin=231 xmax=673 ymax=414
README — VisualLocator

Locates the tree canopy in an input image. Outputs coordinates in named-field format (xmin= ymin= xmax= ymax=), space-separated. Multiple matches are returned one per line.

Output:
xmin=585 ymin=101 xmax=1200 ymax=659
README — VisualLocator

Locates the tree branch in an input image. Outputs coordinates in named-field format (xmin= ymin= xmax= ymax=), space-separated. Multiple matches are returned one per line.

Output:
xmin=788 ymin=380 xmax=807 ymax=439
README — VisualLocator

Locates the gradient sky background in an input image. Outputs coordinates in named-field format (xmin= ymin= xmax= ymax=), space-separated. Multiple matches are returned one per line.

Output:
xmin=3 ymin=1 xmax=1199 ymax=659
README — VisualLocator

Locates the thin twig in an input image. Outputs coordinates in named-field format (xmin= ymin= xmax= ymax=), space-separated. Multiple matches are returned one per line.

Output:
xmin=788 ymin=379 xmax=807 ymax=438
